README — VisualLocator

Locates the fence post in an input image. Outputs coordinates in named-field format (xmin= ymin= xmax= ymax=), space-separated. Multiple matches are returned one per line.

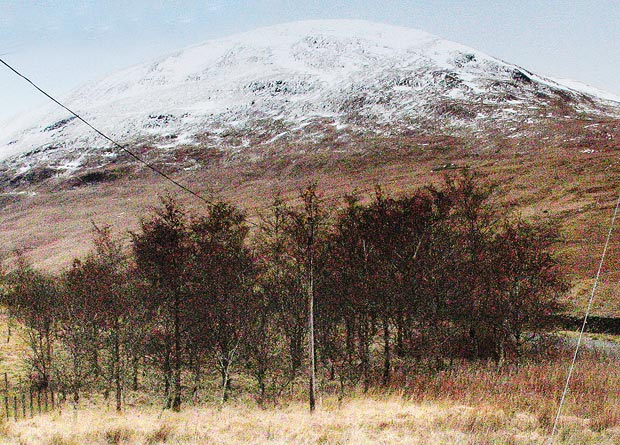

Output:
xmin=3 ymin=373 xmax=8 ymax=421
xmin=13 ymin=395 xmax=17 ymax=421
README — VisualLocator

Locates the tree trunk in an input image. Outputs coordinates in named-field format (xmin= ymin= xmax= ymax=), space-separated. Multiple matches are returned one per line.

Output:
xmin=382 ymin=315 xmax=391 ymax=386
xmin=220 ymin=357 xmax=231 ymax=404
xmin=289 ymin=326 xmax=304 ymax=384
xmin=91 ymin=325 xmax=100 ymax=378
xmin=172 ymin=296 xmax=182 ymax=412
xmin=114 ymin=329 xmax=122 ymax=412
xmin=44 ymin=328 xmax=52 ymax=389
xmin=131 ymin=354 xmax=139 ymax=391
xmin=396 ymin=313 xmax=406 ymax=358
xmin=163 ymin=346 xmax=171 ymax=409
xmin=345 ymin=318 xmax=354 ymax=366
xmin=308 ymin=256 xmax=316 ymax=413
xmin=359 ymin=321 xmax=370 ymax=393
xmin=191 ymin=358 xmax=202 ymax=404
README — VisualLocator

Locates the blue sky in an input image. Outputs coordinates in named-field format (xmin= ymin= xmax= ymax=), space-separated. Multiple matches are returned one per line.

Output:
xmin=1 ymin=0 xmax=619 ymax=123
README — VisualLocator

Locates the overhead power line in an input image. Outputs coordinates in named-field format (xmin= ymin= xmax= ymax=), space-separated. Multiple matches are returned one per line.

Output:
xmin=0 ymin=57 xmax=452 ymax=216
xmin=548 ymin=193 xmax=620 ymax=443
xmin=0 ymin=57 xmax=213 ymax=206
xmin=0 ymin=59 xmax=418 ymax=217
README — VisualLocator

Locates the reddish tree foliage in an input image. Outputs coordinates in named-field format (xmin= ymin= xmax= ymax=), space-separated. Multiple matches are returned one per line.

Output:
xmin=1 ymin=173 xmax=568 ymax=407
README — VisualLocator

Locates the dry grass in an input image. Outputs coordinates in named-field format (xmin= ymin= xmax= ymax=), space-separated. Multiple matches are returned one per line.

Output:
xmin=0 ymin=394 xmax=618 ymax=445
xmin=0 ymin=344 xmax=618 ymax=444
xmin=402 ymin=348 xmax=620 ymax=433
xmin=0 ymin=313 xmax=29 ymax=383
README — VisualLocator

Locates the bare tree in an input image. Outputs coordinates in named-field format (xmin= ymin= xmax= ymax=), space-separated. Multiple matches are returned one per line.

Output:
xmin=284 ymin=184 xmax=328 ymax=412
xmin=2 ymin=256 xmax=58 ymax=390
xmin=132 ymin=196 xmax=190 ymax=411
xmin=188 ymin=201 xmax=256 ymax=404
xmin=63 ymin=225 xmax=138 ymax=411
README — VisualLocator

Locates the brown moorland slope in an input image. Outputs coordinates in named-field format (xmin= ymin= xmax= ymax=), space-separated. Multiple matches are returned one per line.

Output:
xmin=1 ymin=116 xmax=620 ymax=316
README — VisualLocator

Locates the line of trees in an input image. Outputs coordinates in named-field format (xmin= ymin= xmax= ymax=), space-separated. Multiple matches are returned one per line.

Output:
xmin=0 ymin=174 xmax=567 ymax=411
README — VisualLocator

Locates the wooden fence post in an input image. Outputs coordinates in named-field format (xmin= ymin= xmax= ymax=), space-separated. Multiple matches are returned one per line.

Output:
xmin=3 ymin=373 xmax=8 ymax=420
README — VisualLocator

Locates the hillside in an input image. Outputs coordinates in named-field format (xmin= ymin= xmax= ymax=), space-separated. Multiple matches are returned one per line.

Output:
xmin=1 ymin=20 xmax=620 ymax=315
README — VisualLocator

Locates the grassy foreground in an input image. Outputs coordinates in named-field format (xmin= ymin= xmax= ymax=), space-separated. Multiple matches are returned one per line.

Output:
xmin=1 ymin=309 xmax=618 ymax=444
xmin=1 ymin=344 xmax=619 ymax=445
xmin=0 ymin=395 xmax=618 ymax=445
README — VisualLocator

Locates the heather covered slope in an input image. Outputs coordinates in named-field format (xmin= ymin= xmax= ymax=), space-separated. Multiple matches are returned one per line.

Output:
xmin=3 ymin=125 xmax=620 ymax=317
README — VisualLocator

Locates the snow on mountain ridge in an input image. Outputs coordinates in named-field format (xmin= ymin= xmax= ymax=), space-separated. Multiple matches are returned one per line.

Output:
xmin=547 ymin=77 xmax=620 ymax=104
xmin=69 ymin=20 xmax=470 ymax=104
xmin=1 ymin=19 xmax=618 ymax=169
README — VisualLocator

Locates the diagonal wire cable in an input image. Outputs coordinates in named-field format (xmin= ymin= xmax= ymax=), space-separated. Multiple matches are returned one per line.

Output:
xmin=548 ymin=192 xmax=620 ymax=443
xmin=0 ymin=57 xmax=213 ymax=206
xmin=0 ymin=57 xmax=462 ymax=216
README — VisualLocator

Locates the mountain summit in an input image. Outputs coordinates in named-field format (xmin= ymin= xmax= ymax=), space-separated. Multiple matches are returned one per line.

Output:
xmin=1 ymin=19 xmax=619 ymax=180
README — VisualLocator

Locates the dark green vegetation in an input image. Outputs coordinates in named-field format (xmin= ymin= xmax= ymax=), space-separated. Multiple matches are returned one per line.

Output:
xmin=0 ymin=174 xmax=569 ymax=412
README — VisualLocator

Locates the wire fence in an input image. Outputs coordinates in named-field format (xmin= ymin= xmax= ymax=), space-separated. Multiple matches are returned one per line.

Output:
xmin=2 ymin=373 xmax=57 ymax=421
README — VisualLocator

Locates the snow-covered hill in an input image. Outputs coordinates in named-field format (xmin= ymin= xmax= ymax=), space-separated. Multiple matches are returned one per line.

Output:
xmin=1 ymin=19 xmax=619 ymax=182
